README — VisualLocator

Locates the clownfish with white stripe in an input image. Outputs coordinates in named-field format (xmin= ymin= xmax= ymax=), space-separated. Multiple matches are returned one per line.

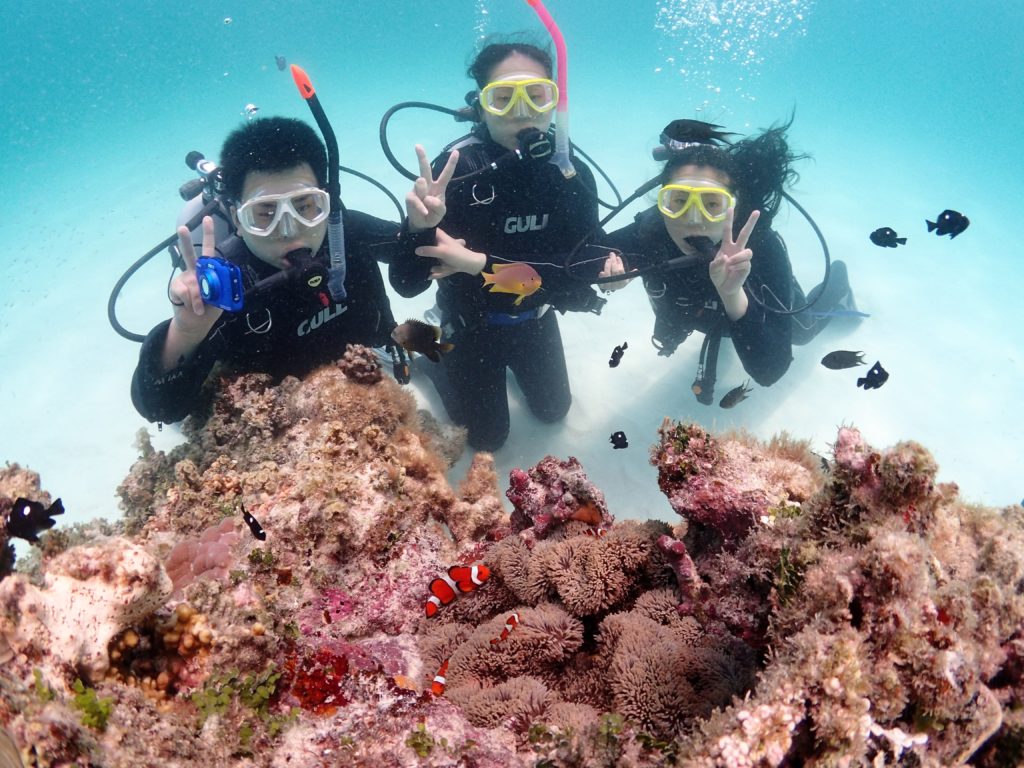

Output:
xmin=583 ymin=527 xmax=609 ymax=538
xmin=424 ymin=563 xmax=491 ymax=618
xmin=431 ymin=658 xmax=450 ymax=696
xmin=489 ymin=612 xmax=521 ymax=645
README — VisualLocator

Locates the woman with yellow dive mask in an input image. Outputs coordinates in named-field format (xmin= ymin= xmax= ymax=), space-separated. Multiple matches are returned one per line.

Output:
xmin=604 ymin=118 xmax=857 ymax=405
xmin=389 ymin=40 xmax=621 ymax=452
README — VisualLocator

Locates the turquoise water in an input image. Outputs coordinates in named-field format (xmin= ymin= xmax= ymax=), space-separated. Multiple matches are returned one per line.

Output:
xmin=1 ymin=1 xmax=1021 ymax=525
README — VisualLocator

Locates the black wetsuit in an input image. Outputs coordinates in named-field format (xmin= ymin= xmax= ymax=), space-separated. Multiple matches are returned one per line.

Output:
xmin=132 ymin=210 xmax=399 ymax=423
xmin=605 ymin=208 xmax=797 ymax=391
xmin=389 ymin=131 xmax=604 ymax=450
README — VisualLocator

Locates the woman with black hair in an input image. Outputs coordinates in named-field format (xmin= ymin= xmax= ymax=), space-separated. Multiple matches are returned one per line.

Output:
xmin=604 ymin=119 xmax=855 ymax=404
xmin=389 ymin=41 xmax=623 ymax=450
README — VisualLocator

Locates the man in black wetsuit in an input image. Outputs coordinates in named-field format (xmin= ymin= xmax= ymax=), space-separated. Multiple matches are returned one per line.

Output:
xmin=131 ymin=117 xmax=400 ymax=424
xmin=389 ymin=43 xmax=623 ymax=452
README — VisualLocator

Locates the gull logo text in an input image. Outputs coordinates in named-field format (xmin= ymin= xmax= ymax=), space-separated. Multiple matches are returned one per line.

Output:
xmin=504 ymin=213 xmax=549 ymax=234
xmin=298 ymin=304 xmax=348 ymax=336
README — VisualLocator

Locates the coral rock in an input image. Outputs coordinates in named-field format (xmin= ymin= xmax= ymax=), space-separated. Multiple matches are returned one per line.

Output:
xmin=0 ymin=537 xmax=171 ymax=681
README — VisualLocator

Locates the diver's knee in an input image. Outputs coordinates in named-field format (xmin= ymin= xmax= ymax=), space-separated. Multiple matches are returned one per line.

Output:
xmin=531 ymin=394 xmax=571 ymax=424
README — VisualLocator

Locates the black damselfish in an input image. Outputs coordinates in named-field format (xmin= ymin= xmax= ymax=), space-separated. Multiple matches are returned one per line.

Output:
xmin=869 ymin=227 xmax=907 ymax=248
xmin=927 ymin=209 xmax=969 ymax=239
xmin=610 ymin=431 xmax=629 ymax=449
xmin=241 ymin=503 xmax=266 ymax=541
xmin=821 ymin=350 xmax=865 ymax=370
xmin=857 ymin=361 xmax=889 ymax=390
xmin=608 ymin=342 xmax=628 ymax=368
xmin=392 ymin=319 xmax=454 ymax=363
xmin=719 ymin=381 xmax=752 ymax=409
xmin=6 ymin=497 xmax=64 ymax=543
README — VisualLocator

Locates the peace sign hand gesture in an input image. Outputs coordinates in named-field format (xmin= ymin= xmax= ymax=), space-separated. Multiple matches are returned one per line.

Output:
xmin=406 ymin=144 xmax=460 ymax=232
xmin=161 ymin=215 xmax=223 ymax=371
xmin=709 ymin=207 xmax=759 ymax=300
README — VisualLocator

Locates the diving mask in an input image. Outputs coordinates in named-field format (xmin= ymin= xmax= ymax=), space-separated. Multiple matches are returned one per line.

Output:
xmin=236 ymin=186 xmax=330 ymax=237
xmin=657 ymin=180 xmax=736 ymax=223
xmin=479 ymin=75 xmax=558 ymax=118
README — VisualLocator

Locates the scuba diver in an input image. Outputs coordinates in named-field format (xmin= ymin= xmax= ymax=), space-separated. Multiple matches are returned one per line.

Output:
xmin=388 ymin=38 xmax=627 ymax=452
xmin=130 ymin=116 xmax=402 ymax=424
xmin=602 ymin=118 xmax=858 ymax=404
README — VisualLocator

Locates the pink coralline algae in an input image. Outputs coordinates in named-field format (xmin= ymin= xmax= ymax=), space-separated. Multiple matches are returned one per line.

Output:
xmin=2 ymin=363 xmax=1024 ymax=767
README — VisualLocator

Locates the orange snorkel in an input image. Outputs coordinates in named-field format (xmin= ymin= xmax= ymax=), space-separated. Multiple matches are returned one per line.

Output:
xmin=290 ymin=64 xmax=347 ymax=301
xmin=525 ymin=0 xmax=575 ymax=178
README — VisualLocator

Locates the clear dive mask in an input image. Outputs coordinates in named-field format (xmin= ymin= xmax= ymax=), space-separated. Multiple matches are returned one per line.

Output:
xmin=235 ymin=186 xmax=330 ymax=237
xmin=479 ymin=74 xmax=558 ymax=118
xmin=657 ymin=180 xmax=736 ymax=223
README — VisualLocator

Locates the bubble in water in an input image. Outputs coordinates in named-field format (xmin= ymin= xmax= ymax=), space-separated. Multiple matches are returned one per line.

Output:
xmin=655 ymin=0 xmax=813 ymax=103
xmin=474 ymin=1 xmax=491 ymax=44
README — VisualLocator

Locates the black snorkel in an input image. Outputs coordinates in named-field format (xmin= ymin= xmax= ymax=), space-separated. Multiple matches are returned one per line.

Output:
xmin=291 ymin=65 xmax=346 ymax=302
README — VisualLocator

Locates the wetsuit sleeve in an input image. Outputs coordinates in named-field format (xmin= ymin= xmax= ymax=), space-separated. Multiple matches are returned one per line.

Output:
xmin=344 ymin=209 xmax=401 ymax=265
xmin=389 ymin=222 xmax=436 ymax=297
xmin=345 ymin=211 xmax=401 ymax=345
xmin=602 ymin=219 xmax=653 ymax=270
xmin=729 ymin=230 xmax=794 ymax=386
xmin=130 ymin=320 xmax=221 ymax=423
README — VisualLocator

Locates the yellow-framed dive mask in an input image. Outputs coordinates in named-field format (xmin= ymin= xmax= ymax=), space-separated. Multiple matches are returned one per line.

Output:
xmin=657 ymin=180 xmax=736 ymax=223
xmin=479 ymin=76 xmax=559 ymax=117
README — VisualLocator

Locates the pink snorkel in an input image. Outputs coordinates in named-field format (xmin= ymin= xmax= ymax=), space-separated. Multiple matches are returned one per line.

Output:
xmin=525 ymin=0 xmax=575 ymax=178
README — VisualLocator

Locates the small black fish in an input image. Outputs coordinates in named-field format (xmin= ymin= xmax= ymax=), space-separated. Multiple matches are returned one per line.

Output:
xmin=719 ymin=380 xmax=752 ymax=409
xmin=927 ymin=209 xmax=969 ymax=239
xmin=391 ymin=319 xmax=454 ymax=362
xmin=275 ymin=55 xmax=287 ymax=71
xmin=821 ymin=350 xmax=865 ymax=370
xmin=857 ymin=361 xmax=889 ymax=390
xmin=241 ymin=503 xmax=266 ymax=541
xmin=869 ymin=227 xmax=907 ymax=248
xmin=609 ymin=431 xmax=628 ymax=449
xmin=608 ymin=342 xmax=628 ymax=368
xmin=6 ymin=497 xmax=64 ymax=543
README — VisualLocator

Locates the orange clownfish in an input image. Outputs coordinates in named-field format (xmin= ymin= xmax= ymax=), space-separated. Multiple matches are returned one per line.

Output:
xmin=431 ymin=658 xmax=450 ymax=696
xmin=583 ymin=526 xmax=609 ymax=538
xmin=424 ymin=563 xmax=491 ymax=618
xmin=481 ymin=263 xmax=542 ymax=306
xmin=489 ymin=612 xmax=521 ymax=645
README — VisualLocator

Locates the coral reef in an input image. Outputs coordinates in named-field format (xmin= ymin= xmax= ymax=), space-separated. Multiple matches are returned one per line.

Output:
xmin=1 ymin=354 xmax=1022 ymax=767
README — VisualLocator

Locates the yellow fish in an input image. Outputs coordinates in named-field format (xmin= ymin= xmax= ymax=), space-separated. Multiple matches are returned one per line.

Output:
xmin=481 ymin=263 xmax=542 ymax=306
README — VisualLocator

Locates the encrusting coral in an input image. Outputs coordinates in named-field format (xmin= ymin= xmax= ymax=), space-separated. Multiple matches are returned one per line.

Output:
xmin=1 ymin=353 xmax=1022 ymax=767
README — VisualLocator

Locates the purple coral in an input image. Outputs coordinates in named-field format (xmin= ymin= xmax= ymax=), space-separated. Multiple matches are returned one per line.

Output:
xmin=506 ymin=455 xmax=613 ymax=538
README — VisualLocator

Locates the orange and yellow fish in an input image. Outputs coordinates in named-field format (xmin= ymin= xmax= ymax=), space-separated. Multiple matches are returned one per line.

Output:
xmin=489 ymin=612 xmax=521 ymax=645
xmin=424 ymin=563 xmax=491 ymax=618
xmin=431 ymin=658 xmax=450 ymax=696
xmin=481 ymin=262 xmax=542 ymax=306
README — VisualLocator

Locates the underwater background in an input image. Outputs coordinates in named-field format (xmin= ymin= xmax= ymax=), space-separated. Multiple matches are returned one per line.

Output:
xmin=0 ymin=0 xmax=1021 ymax=527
